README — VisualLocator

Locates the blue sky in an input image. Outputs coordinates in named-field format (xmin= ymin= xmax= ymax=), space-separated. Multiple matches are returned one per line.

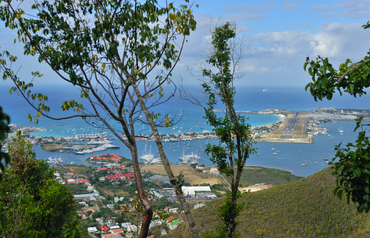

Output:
xmin=1 ymin=0 xmax=370 ymax=87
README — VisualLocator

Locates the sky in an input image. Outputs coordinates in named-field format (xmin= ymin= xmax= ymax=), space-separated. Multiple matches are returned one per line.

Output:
xmin=1 ymin=0 xmax=370 ymax=87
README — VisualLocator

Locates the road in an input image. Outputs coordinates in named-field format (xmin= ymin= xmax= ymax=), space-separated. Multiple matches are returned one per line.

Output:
xmin=280 ymin=112 xmax=300 ymax=138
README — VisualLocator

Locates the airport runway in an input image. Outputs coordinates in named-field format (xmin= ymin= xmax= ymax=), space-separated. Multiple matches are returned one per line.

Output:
xmin=281 ymin=112 xmax=300 ymax=138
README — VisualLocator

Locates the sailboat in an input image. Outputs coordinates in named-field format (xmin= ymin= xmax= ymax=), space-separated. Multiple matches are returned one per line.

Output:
xmin=323 ymin=154 xmax=328 ymax=161
xmin=179 ymin=147 xmax=200 ymax=165
xmin=299 ymin=149 xmax=301 ymax=154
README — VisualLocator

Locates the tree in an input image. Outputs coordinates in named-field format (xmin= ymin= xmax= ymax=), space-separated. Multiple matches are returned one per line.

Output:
xmin=0 ymin=131 xmax=86 ymax=237
xmin=0 ymin=1 xmax=198 ymax=237
xmin=201 ymin=22 xmax=254 ymax=238
xmin=304 ymin=21 xmax=370 ymax=213
xmin=0 ymin=106 xmax=10 ymax=180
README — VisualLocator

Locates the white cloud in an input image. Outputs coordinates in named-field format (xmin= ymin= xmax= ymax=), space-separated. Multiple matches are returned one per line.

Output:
xmin=308 ymin=0 xmax=370 ymax=19
xmin=250 ymin=22 xmax=370 ymax=59
xmin=280 ymin=4 xmax=298 ymax=12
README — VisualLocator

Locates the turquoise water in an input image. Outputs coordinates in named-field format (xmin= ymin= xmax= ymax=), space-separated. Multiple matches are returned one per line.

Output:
xmin=2 ymin=85 xmax=369 ymax=177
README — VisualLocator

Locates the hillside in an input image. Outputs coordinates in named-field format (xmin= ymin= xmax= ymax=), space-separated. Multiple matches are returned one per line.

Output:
xmin=174 ymin=167 xmax=370 ymax=238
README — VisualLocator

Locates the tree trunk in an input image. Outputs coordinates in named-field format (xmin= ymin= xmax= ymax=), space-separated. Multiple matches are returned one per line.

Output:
xmin=130 ymin=143 xmax=153 ymax=238
xmin=129 ymin=81 xmax=199 ymax=238
xmin=228 ymin=180 xmax=237 ymax=237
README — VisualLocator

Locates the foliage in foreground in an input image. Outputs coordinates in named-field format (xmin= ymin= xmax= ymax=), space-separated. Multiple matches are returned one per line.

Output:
xmin=190 ymin=167 xmax=370 ymax=238
xmin=0 ymin=106 xmax=10 ymax=180
xmin=304 ymin=21 xmax=370 ymax=213
xmin=202 ymin=22 xmax=254 ymax=238
xmin=0 ymin=0 xmax=198 ymax=235
xmin=0 ymin=132 xmax=87 ymax=238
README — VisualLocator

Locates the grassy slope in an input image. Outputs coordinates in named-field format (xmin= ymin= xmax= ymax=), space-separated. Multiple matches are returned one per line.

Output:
xmin=188 ymin=167 xmax=370 ymax=238
xmin=240 ymin=166 xmax=302 ymax=186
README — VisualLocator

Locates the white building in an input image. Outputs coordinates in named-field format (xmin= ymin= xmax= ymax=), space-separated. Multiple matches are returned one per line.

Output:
xmin=87 ymin=227 xmax=98 ymax=233
xmin=181 ymin=186 xmax=211 ymax=197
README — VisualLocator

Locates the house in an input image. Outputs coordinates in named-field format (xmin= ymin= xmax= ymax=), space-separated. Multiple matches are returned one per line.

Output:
xmin=100 ymin=226 xmax=109 ymax=232
xmin=109 ymin=225 xmax=119 ymax=229
xmin=77 ymin=211 xmax=87 ymax=219
xmin=78 ymin=201 xmax=88 ymax=207
xmin=169 ymin=208 xmax=178 ymax=213
xmin=87 ymin=186 xmax=95 ymax=191
xmin=122 ymin=173 xmax=135 ymax=179
xmin=87 ymin=227 xmax=98 ymax=233
xmin=114 ymin=197 xmax=124 ymax=203
xmin=67 ymin=179 xmax=76 ymax=184
xmin=167 ymin=216 xmax=176 ymax=222
xmin=127 ymin=225 xmax=137 ymax=232
xmin=102 ymin=234 xmax=122 ymax=238
xmin=196 ymin=165 xmax=204 ymax=170
xmin=99 ymin=177 xmax=106 ymax=181
xmin=67 ymin=172 xmax=74 ymax=176
xmin=194 ymin=203 xmax=205 ymax=209
xmin=182 ymin=186 xmax=211 ymax=197
xmin=209 ymin=167 xmax=220 ymax=175
xmin=169 ymin=224 xmax=178 ymax=230
xmin=121 ymin=222 xmax=131 ymax=228
xmin=73 ymin=193 xmax=96 ymax=201
xmin=77 ymin=179 xmax=90 ymax=184
xmin=111 ymin=228 xmax=124 ymax=235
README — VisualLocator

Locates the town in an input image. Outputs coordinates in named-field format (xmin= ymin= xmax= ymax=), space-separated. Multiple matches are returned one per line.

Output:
xmin=52 ymin=154 xmax=225 ymax=237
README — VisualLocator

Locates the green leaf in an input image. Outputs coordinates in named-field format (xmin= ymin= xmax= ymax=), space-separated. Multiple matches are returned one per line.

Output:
xmin=337 ymin=189 xmax=343 ymax=200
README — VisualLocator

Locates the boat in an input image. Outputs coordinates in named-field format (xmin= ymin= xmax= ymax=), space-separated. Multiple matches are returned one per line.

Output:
xmin=179 ymin=147 xmax=200 ymax=165
xmin=140 ymin=144 xmax=160 ymax=164
xmin=323 ymin=155 xmax=328 ymax=161
xmin=87 ymin=139 xmax=113 ymax=145
xmin=104 ymin=144 xmax=120 ymax=149
xmin=301 ymin=162 xmax=307 ymax=166
xmin=299 ymin=149 xmax=301 ymax=154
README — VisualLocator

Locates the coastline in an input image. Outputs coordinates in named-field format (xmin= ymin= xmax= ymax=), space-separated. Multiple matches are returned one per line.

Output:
xmin=278 ymin=114 xmax=286 ymax=122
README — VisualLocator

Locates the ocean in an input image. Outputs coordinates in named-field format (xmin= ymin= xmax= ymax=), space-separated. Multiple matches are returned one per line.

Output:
xmin=1 ymin=84 xmax=370 ymax=177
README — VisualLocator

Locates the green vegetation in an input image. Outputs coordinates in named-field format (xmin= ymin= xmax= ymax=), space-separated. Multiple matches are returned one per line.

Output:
xmin=66 ymin=183 xmax=89 ymax=194
xmin=0 ymin=106 xmax=10 ymax=180
xmin=202 ymin=22 xmax=254 ymax=238
xmin=0 ymin=0 xmax=198 ymax=236
xmin=239 ymin=166 xmax=302 ymax=186
xmin=0 ymin=132 xmax=87 ymax=237
xmin=190 ymin=167 xmax=370 ymax=238
xmin=304 ymin=21 xmax=370 ymax=213
xmin=57 ymin=164 xmax=94 ymax=175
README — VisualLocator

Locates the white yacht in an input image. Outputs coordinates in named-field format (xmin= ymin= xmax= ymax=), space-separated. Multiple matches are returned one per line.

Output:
xmin=179 ymin=147 xmax=200 ymax=165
